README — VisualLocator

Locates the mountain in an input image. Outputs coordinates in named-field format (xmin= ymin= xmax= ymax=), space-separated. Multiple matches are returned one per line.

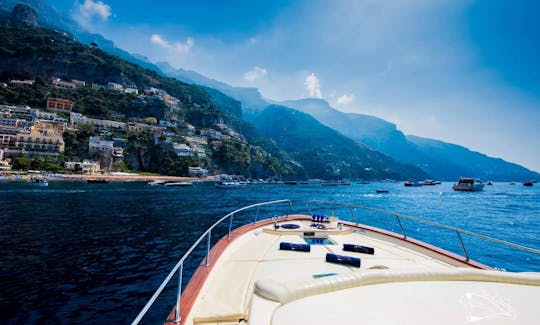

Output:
xmin=282 ymin=98 xmax=540 ymax=181
xmin=407 ymin=136 xmax=539 ymax=181
xmin=156 ymin=62 xmax=269 ymax=113
xmin=0 ymin=0 xmax=164 ymax=74
xmin=251 ymin=105 xmax=428 ymax=180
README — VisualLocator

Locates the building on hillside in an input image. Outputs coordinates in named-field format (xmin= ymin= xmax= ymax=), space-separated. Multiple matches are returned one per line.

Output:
xmin=0 ymin=118 xmax=21 ymax=128
xmin=0 ymin=130 xmax=17 ymax=148
xmin=107 ymin=82 xmax=123 ymax=91
xmin=72 ymin=80 xmax=86 ymax=88
xmin=87 ymin=118 xmax=126 ymax=130
xmin=188 ymin=166 xmax=208 ymax=178
xmin=124 ymin=85 xmax=138 ymax=94
xmin=51 ymin=79 xmax=76 ymax=89
xmin=15 ymin=129 xmax=65 ymax=153
xmin=127 ymin=122 xmax=152 ymax=133
xmin=173 ymin=143 xmax=194 ymax=157
xmin=89 ymin=136 xmax=114 ymax=153
xmin=9 ymin=80 xmax=34 ymax=87
xmin=31 ymin=120 xmax=65 ymax=136
xmin=65 ymin=160 xmax=100 ymax=174
xmin=70 ymin=112 xmax=88 ymax=125
xmin=1 ymin=105 xmax=36 ymax=120
xmin=47 ymin=98 xmax=74 ymax=112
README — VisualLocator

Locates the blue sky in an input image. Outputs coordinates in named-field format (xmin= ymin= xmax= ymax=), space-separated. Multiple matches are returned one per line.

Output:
xmin=51 ymin=0 xmax=540 ymax=172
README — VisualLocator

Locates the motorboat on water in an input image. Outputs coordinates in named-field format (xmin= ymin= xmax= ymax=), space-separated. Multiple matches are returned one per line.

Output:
xmin=29 ymin=176 xmax=48 ymax=186
xmin=132 ymin=200 xmax=540 ymax=325
xmin=422 ymin=179 xmax=441 ymax=185
xmin=452 ymin=177 xmax=485 ymax=192
xmin=215 ymin=181 xmax=244 ymax=189
xmin=148 ymin=180 xmax=169 ymax=186
xmin=523 ymin=181 xmax=534 ymax=187
xmin=404 ymin=180 xmax=422 ymax=187
xmin=375 ymin=189 xmax=389 ymax=193
xmin=322 ymin=181 xmax=350 ymax=186
xmin=164 ymin=181 xmax=193 ymax=187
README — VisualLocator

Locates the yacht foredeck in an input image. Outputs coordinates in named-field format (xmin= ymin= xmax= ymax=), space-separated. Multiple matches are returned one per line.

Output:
xmin=168 ymin=215 xmax=540 ymax=325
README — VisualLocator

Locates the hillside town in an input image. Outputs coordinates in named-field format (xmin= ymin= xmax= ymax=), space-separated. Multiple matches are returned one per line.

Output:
xmin=0 ymin=77 xmax=249 ymax=176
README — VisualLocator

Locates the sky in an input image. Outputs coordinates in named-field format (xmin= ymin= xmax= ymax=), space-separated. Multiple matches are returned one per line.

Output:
xmin=51 ymin=0 xmax=540 ymax=172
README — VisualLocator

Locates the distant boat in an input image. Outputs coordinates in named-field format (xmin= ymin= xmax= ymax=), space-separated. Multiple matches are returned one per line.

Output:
xmin=452 ymin=177 xmax=484 ymax=192
xmin=376 ymin=189 xmax=389 ymax=193
xmin=148 ymin=180 xmax=168 ymax=186
xmin=164 ymin=181 xmax=193 ymax=187
xmin=358 ymin=180 xmax=371 ymax=184
xmin=283 ymin=181 xmax=297 ymax=185
xmin=29 ymin=176 xmax=48 ymax=187
xmin=523 ymin=181 xmax=534 ymax=187
xmin=486 ymin=181 xmax=493 ymax=185
xmin=215 ymin=181 xmax=244 ymax=189
xmin=404 ymin=180 xmax=422 ymax=187
xmin=321 ymin=181 xmax=340 ymax=186
xmin=509 ymin=182 xmax=516 ymax=185
xmin=87 ymin=179 xmax=109 ymax=184
xmin=422 ymin=179 xmax=441 ymax=186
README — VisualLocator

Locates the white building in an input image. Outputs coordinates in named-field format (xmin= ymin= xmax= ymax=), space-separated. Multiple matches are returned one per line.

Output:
xmin=89 ymin=136 xmax=114 ymax=153
xmin=65 ymin=160 xmax=100 ymax=174
xmin=173 ymin=143 xmax=194 ymax=157
xmin=188 ymin=166 xmax=208 ymax=178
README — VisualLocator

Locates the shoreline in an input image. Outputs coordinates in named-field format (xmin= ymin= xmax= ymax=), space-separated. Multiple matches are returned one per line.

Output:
xmin=0 ymin=173 xmax=217 ymax=182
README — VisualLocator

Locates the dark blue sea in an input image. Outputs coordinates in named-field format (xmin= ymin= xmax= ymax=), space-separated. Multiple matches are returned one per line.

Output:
xmin=1 ymin=181 xmax=539 ymax=324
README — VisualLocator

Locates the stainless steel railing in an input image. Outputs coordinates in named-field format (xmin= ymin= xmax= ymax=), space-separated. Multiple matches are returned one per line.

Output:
xmin=131 ymin=199 xmax=292 ymax=325
xmin=306 ymin=200 xmax=540 ymax=262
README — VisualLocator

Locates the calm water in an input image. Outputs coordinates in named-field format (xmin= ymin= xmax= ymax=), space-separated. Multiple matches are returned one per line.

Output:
xmin=1 ymin=181 xmax=539 ymax=324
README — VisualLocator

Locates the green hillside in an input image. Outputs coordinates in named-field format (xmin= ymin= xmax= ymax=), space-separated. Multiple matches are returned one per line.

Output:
xmin=0 ymin=21 xmax=299 ymax=178
xmin=252 ymin=105 xmax=428 ymax=180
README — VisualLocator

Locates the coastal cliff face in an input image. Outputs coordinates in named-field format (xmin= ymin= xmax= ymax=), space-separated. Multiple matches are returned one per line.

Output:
xmin=10 ymin=4 xmax=38 ymax=26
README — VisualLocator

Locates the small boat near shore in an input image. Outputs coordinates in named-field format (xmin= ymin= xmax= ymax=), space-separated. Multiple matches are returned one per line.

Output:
xmin=87 ymin=179 xmax=109 ymax=184
xmin=452 ymin=177 xmax=484 ymax=192
xmin=215 ymin=181 xmax=244 ymax=189
xmin=376 ymin=189 xmax=389 ymax=193
xmin=29 ymin=176 xmax=48 ymax=187
xmin=523 ymin=181 xmax=534 ymax=187
xmin=164 ymin=181 xmax=193 ymax=187
xmin=422 ymin=179 xmax=441 ymax=185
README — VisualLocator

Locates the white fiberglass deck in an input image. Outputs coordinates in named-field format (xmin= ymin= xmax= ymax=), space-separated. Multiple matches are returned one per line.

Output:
xmin=182 ymin=218 xmax=540 ymax=325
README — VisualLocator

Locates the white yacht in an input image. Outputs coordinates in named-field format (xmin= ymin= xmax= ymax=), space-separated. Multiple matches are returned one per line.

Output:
xmin=453 ymin=177 xmax=485 ymax=192
xmin=132 ymin=200 xmax=540 ymax=325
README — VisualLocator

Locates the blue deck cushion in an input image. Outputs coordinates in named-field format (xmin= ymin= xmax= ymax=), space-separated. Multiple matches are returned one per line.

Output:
xmin=325 ymin=253 xmax=361 ymax=267
xmin=280 ymin=242 xmax=311 ymax=252
xmin=343 ymin=244 xmax=375 ymax=255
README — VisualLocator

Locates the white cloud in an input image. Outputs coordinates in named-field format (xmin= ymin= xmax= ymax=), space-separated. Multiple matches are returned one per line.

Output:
xmin=335 ymin=93 xmax=355 ymax=107
xmin=243 ymin=66 xmax=267 ymax=82
xmin=305 ymin=73 xmax=322 ymax=98
xmin=72 ymin=0 xmax=111 ymax=27
xmin=150 ymin=34 xmax=194 ymax=54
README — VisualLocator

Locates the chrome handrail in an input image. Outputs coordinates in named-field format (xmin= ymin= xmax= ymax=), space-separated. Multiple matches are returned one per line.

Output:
xmin=306 ymin=200 xmax=540 ymax=258
xmin=131 ymin=199 xmax=292 ymax=325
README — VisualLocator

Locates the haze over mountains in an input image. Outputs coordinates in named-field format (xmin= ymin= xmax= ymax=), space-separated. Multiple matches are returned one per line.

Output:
xmin=2 ymin=0 xmax=538 ymax=181
xmin=159 ymin=63 xmax=540 ymax=181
